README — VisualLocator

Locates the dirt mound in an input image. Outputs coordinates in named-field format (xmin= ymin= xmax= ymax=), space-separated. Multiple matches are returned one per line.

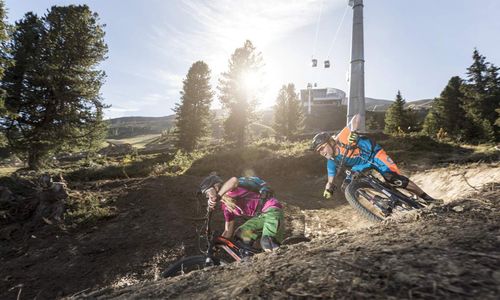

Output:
xmin=0 ymin=176 xmax=210 ymax=300
xmin=410 ymin=162 xmax=499 ymax=201
xmin=87 ymin=188 xmax=500 ymax=299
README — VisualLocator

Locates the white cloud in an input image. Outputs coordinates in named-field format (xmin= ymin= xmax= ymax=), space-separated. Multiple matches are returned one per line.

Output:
xmin=180 ymin=0 xmax=342 ymax=48
xmin=106 ymin=106 xmax=140 ymax=113
xmin=148 ymin=0 xmax=345 ymax=107
xmin=131 ymin=0 xmax=348 ymax=115
xmin=155 ymin=70 xmax=184 ymax=89
xmin=140 ymin=93 xmax=170 ymax=105
xmin=150 ymin=0 xmax=345 ymax=68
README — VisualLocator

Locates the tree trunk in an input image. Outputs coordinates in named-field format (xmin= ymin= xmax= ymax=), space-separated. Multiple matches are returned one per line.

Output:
xmin=28 ymin=151 xmax=41 ymax=170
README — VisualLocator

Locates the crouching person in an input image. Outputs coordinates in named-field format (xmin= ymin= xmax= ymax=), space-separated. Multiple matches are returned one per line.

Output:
xmin=199 ymin=173 xmax=284 ymax=252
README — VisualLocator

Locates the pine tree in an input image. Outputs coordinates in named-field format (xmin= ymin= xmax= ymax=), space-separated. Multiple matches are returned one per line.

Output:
xmin=422 ymin=76 xmax=467 ymax=139
xmin=438 ymin=76 xmax=467 ymax=138
xmin=1 ymin=6 xmax=108 ymax=169
xmin=286 ymin=83 xmax=305 ymax=137
xmin=273 ymin=83 xmax=304 ymax=139
xmin=466 ymin=49 xmax=488 ymax=93
xmin=174 ymin=61 xmax=213 ymax=151
xmin=384 ymin=90 xmax=407 ymax=134
xmin=462 ymin=49 xmax=499 ymax=142
xmin=1 ymin=12 xmax=45 ymax=154
xmin=0 ymin=0 xmax=9 ymax=106
xmin=422 ymin=109 xmax=440 ymax=137
xmin=0 ymin=0 xmax=9 ymax=145
xmin=218 ymin=40 xmax=263 ymax=147
xmin=405 ymin=107 xmax=421 ymax=132
xmin=366 ymin=115 xmax=380 ymax=131
xmin=273 ymin=86 xmax=288 ymax=138
xmin=485 ymin=64 xmax=500 ymax=141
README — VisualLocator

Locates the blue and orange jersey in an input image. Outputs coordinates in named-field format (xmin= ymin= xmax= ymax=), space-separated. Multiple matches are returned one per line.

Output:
xmin=327 ymin=126 xmax=382 ymax=177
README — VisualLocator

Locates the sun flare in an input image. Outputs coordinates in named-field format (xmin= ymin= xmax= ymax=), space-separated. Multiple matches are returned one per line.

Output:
xmin=240 ymin=70 xmax=260 ymax=93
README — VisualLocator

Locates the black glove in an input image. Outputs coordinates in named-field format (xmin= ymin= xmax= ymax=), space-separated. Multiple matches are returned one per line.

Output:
xmin=260 ymin=190 xmax=273 ymax=200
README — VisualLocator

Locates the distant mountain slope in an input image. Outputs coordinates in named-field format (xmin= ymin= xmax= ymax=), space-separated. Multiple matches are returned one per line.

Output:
xmin=106 ymin=98 xmax=434 ymax=139
xmin=106 ymin=116 xmax=176 ymax=139
xmin=364 ymin=97 xmax=393 ymax=111
xmin=365 ymin=98 xmax=434 ymax=111
xmin=405 ymin=98 xmax=434 ymax=109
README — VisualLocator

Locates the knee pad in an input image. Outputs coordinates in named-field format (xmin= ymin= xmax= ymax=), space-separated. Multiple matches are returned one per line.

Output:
xmin=260 ymin=236 xmax=279 ymax=252
xmin=384 ymin=173 xmax=409 ymax=188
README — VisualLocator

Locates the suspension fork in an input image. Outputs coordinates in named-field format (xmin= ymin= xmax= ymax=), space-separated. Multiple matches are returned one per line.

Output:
xmin=353 ymin=179 xmax=393 ymax=216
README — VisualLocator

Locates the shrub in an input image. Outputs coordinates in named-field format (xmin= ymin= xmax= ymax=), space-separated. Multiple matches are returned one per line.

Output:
xmin=151 ymin=150 xmax=206 ymax=176
xmin=65 ymin=191 xmax=116 ymax=226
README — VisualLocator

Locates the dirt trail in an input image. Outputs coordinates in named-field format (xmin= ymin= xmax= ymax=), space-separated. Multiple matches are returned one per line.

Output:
xmin=0 ymin=163 xmax=499 ymax=299
xmin=86 ymin=187 xmax=500 ymax=300
xmin=410 ymin=162 xmax=499 ymax=201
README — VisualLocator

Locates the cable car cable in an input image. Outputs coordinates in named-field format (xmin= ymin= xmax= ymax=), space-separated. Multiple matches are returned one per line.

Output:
xmin=312 ymin=0 xmax=324 ymax=59
xmin=326 ymin=5 xmax=349 ymax=59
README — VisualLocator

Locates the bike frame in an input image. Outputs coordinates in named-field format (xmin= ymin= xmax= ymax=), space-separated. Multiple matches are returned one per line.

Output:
xmin=349 ymin=171 xmax=424 ymax=211
xmin=201 ymin=210 xmax=260 ymax=265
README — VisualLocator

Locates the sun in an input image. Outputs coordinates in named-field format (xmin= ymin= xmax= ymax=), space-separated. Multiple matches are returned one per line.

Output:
xmin=240 ymin=70 xmax=260 ymax=93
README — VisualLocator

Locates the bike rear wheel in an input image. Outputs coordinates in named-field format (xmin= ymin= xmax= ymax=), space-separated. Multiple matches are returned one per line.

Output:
xmin=162 ymin=255 xmax=224 ymax=278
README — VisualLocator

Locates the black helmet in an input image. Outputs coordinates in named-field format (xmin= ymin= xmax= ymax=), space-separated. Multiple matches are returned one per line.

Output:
xmin=311 ymin=132 xmax=332 ymax=151
xmin=200 ymin=173 xmax=223 ymax=194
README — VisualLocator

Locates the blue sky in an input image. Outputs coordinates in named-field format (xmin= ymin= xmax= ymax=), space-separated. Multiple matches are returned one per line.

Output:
xmin=4 ymin=0 xmax=500 ymax=119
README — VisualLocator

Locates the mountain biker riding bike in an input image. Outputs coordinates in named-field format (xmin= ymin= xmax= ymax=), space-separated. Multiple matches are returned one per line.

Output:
xmin=311 ymin=125 xmax=439 ymax=203
xmin=200 ymin=173 xmax=284 ymax=252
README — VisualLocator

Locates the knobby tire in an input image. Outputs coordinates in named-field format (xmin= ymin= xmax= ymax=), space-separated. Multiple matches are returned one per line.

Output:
xmin=162 ymin=255 xmax=212 ymax=278
xmin=345 ymin=181 xmax=385 ymax=222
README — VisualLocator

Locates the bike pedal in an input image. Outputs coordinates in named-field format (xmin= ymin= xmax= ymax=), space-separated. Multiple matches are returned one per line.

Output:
xmin=239 ymin=249 xmax=253 ymax=259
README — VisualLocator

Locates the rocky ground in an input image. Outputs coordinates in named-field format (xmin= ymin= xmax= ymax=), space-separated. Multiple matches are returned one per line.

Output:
xmin=92 ymin=187 xmax=500 ymax=300
xmin=0 ymin=162 xmax=499 ymax=299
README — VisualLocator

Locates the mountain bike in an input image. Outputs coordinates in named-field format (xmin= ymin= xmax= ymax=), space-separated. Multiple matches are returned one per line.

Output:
xmin=162 ymin=209 xmax=309 ymax=278
xmin=337 ymin=145 xmax=432 ymax=222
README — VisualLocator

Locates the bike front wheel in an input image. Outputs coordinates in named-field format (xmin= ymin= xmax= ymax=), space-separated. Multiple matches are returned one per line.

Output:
xmin=344 ymin=181 xmax=390 ymax=222
xmin=162 ymin=255 xmax=225 ymax=278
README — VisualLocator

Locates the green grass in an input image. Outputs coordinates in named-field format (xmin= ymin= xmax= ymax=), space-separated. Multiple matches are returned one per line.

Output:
xmin=65 ymin=153 xmax=174 ymax=181
xmin=376 ymin=134 xmax=498 ymax=166
xmin=0 ymin=167 xmax=20 ymax=177
xmin=106 ymin=134 xmax=161 ymax=149
xmin=185 ymin=141 xmax=324 ymax=179
xmin=22 ymin=134 xmax=497 ymax=183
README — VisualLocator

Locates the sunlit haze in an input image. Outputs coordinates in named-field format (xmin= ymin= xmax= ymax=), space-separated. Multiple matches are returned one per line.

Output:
xmin=5 ymin=0 xmax=500 ymax=118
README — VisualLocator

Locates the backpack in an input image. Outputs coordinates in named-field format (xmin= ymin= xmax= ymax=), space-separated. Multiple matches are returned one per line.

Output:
xmin=237 ymin=176 xmax=274 ymax=199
